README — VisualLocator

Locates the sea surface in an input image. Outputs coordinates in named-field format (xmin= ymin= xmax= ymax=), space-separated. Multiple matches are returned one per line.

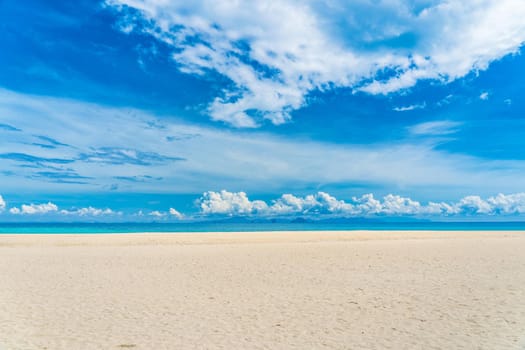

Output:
xmin=1 ymin=221 xmax=525 ymax=234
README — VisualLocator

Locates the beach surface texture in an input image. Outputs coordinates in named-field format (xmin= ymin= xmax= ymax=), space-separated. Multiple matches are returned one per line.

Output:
xmin=1 ymin=231 xmax=525 ymax=349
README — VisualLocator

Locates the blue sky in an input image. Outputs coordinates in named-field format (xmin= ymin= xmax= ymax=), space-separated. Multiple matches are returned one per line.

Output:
xmin=1 ymin=0 xmax=525 ymax=221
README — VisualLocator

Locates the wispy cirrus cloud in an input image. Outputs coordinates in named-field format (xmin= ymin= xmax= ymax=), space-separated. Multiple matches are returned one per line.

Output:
xmin=169 ymin=208 xmax=184 ymax=219
xmin=30 ymin=170 xmax=93 ymax=185
xmin=107 ymin=0 xmax=525 ymax=127
xmin=113 ymin=175 xmax=163 ymax=183
xmin=31 ymin=135 xmax=71 ymax=149
xmin=60 ymin=207 xmax=119 ymax=216
xmin=3 ymin=88 xmax=525 ymax=197
xmin=393 ymin=102 xmax=426 ymax=112
xmin=78 ymin=147 xmax=185 ymax=166
xmin=409 ymin=120 xmax=462 ymax=136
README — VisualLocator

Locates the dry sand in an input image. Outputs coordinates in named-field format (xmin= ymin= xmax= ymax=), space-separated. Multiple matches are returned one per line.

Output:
xmin=1 ymin=231 xmax=525 ymax=349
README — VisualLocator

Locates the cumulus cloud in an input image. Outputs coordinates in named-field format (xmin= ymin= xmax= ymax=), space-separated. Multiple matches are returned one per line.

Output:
xmin=197 ymin=190 xmax=525 ymax=217
xmin=145 ymin=209 xmax=185 ymax=219
xmin=455 ymin=196 xmax=492 ymax=215
xmin=0 ymin=195 xmax=5 ymax=211
xmin=480 ymin=92 xmax=489 ymax=100
xmin=8 ymin=201 xmax=118 ymax=217
xmin=199 ymin=190 xmax=268 ymax=216
xmin=380 ymin=194 xmax=422 ymax=215
xmin=9 ymin=202 xmax=58 ymax=215
xmin=108 ymin=0 xmax=525 ymax=126
xmin=487 ymin=193 xmax=525 ymax=214
xmin=270 ymin=192 xmax=353 ymax=215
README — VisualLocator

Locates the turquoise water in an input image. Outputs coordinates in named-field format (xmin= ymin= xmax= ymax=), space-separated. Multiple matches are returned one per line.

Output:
xmin=1 ymin=221 xmax=525 ymax=233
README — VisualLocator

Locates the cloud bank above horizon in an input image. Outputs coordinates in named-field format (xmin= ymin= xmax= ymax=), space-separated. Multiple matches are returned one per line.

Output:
xmin=108 ymin=0 xmax=525 ymax=127
xmin=197 ymin=190 xmax=525 ymax=218
xmin=3 ymin=190 xmax=525 ymax=221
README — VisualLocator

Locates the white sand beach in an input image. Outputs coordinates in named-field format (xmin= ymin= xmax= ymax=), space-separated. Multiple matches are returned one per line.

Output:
xmin=1 ymin=231 xmax=525 ymax=349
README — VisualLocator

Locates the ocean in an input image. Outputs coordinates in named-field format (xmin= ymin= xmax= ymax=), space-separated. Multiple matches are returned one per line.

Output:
xmin=1 ymin=221 xmax=525 ymax=234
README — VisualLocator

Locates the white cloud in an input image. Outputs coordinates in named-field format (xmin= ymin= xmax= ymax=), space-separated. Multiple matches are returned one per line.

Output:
xmin=409 ymin=120 xmax=462 ymax=136
xmin=436 ymin=94 xmax=454 ymax=107
xmin=9 ymin=202 xmax=58 ymax=215
xmin=60 ymin=207 xmax=118 ymax=216
xmin=270 ymin=192 xmax=354 ymax=215
xmin=0 ymin=195 xmax=5 ymax=211
xmin=199 ymin=190 xmax=268 ymax=216
xmin=7 ymin=200 xmax=118 ymax=217
xmin=108 ymin=0 xmax=525 ymax=126
xmin=197 ymin=191 xmax=525 ymax=217
xmin=423 ymin=201 xmax=458 ymax=215
xmin=4 ymin=192 xmax=525 ymax=219
xmin=4 ymin=89 xmax=525 ymax=197
xmin=380 ymin=194 xmax=421 ymax=215
xmin=487 ymin=193 xmax=525 ymax=214
xmin=504 ymin=98 xmax=512 ymax=105
xmin=352 ymin=194 xmax=383 ymax=215
xmin=393 ymin=102 xmax=426 ymax=112
xmin=480 ymin=92 xmax=489 ymax=100
xmin=169 ymin=208 xmax=184 ymax=219
xmin=149 ymin=210 xmax=165 ymax=217
xmin=455 ymin=195 xmax=492 ymax=215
